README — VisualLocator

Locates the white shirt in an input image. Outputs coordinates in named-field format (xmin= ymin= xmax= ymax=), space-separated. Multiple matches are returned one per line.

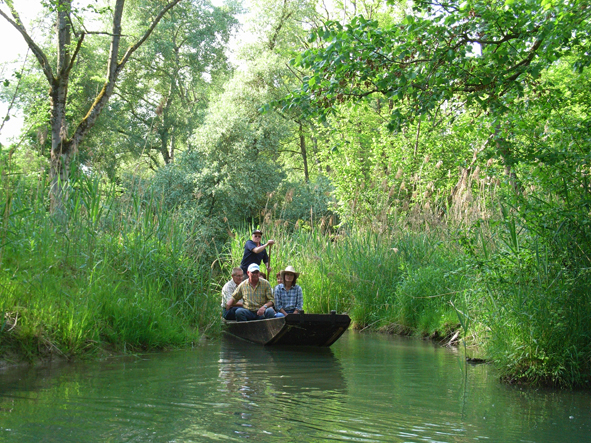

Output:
xmin=221 ymin=279 xmax=238 ymax=307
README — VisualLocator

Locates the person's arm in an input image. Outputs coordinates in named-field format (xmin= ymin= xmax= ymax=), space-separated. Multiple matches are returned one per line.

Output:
xmin=252 ymin=239 xmax=274 ymax=254
xmin=273 ymin=286 xmax=282 ymax=312
xmin=227 ymin=286 xmax=242 ymax=310
xmin=256 ymin=283 xmax=274 ymax=315
xmin=226 ymin=298 xmax=234 ymax=310
xmin=221 ymin=283 xmax=233 ymax=307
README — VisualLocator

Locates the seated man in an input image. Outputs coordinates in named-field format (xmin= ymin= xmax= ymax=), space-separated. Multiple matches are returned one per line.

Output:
xmin=227 ymin=263 xmax=275 ymax=322
xmin=221 ymin=267 xmax=244 ymax=320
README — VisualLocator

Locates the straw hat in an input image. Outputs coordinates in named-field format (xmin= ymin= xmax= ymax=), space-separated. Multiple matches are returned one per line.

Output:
xmin=280 ymin=265 xmax=300 ymax=280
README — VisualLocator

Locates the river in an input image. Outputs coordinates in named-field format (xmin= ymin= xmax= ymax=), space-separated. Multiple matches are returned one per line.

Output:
xmin=1 ymin=331 xmax=590 ymax=442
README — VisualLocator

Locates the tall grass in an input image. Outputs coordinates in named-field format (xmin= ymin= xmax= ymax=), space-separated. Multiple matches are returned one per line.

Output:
xmin=221 ymin=208 xmax=591 ymax=387
xmin=473 ymin=211 xmax=591 ymax=387
xmin=0 ymin=167 xmax=218 ymax=361
xmin=224 ymin=223 xmax=469 ymax=336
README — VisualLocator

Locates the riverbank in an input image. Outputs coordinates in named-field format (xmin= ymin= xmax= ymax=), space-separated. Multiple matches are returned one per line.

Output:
xmin=229 ymin=224 xmax=591 ymax=388
xmin=0 ymin=174 xmax=216 ymax=363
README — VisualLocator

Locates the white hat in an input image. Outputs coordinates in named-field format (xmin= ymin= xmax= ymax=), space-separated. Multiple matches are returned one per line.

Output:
xmin=247 ymin=263 xmax=260 ymax=273
xmin=280 ymin=265 xmax=300 ymax=280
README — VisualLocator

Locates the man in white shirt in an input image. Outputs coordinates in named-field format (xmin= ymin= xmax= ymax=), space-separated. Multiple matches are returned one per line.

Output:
xmin=221 ymin=268 xmax=244 ymax=320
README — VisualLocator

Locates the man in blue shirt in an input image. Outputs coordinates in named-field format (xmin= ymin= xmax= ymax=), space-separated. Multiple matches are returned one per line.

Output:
xmin=240 ymin=229 xmax=274 ymax=279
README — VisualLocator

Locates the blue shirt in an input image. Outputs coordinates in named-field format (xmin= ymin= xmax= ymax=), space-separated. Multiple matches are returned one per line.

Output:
xmin=274 ymin=284 xmax=303 ymax=312
xmin=240 ymin=239 xmax=269 ymax=272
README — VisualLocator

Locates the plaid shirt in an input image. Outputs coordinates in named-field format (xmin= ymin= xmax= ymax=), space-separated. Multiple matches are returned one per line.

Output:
xmin=274 ymin=284 xmax=303 ymax=312
xmin=231 ymin=278 xmax=274 ymax=311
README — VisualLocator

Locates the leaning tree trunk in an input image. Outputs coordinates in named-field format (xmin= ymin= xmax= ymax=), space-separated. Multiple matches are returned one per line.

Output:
xmin=48 ymin=2 xmax=73 ymax=215
xmin=1 ymin=0 xmax=182 ymax=215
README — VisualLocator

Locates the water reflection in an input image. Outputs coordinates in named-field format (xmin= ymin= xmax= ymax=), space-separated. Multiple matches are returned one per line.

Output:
xmin=217 ymin=337 xmax=348 ymax=439
xmin=219 ymin=336 xmax=347 ymax=397
xmin=0 ymin=332 xmax=590 ymax=442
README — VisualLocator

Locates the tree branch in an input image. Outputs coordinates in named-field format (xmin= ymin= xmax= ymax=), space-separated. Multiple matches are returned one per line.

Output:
xmin=64 ymin=33 xmax=85 ymax=76
xmin=118 ymin=0 xmax=183 ymax=68
xmin=0 ymin=5 xmax=54 ymax=84
xmin=68 ymin=0 xmax=182 ymax=150
xmin=0 ymin=48 xmax=29 ymax=137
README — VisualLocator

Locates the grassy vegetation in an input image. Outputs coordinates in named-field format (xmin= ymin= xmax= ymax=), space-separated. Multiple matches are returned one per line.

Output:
xmin=2 ymin=161 xmax=590 ymax=388
xmin=225 ymin=214 xmax=591 ymax=388
xmin=0 ymin=168 xmax=219 ymax=362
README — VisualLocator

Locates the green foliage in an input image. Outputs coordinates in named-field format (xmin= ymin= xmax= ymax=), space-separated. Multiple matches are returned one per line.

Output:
xmin=150 ymin=54 xmax=292 ymax=233
xmin=0 ymin=161 xmax=220 ymax=361
xmin=2 ymin=0 xmax=591 ymax=390
xmin=472 ymin=212 xmax=591 ymax=387
xmin=267 ymin=176 xmax=336 ymax=229
xmin=220 ymin=220 xmax=591 ymax=387
xmin=289 ymin=0 xmax=591 ymax=129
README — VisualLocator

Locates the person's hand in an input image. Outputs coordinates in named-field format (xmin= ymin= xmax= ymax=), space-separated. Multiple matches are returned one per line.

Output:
xmin=257 ymin=306 xmax=266 ymax=316
xmin=266 ymin=239 xmax=275 ymax=247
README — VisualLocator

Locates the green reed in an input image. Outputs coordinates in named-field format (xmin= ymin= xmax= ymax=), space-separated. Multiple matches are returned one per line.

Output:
xmin=224 ymin=224 xmax=468 ymax=336
xmin=222 ymin=214 xmax=591 ymax=388
xmin=473 ymin=211 xmax=591 ymax=387
xmin=0 ymin=168 xmax=216 ymax=361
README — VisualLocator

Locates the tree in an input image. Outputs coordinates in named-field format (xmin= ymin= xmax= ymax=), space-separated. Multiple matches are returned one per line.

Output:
xmin=151 ymin=54 xmax=291 ymax=230
xmin=281 ymin=0 xmax=591 ymax=223
xmin=108 ymin=0 xmax=239 ymax=168
xmin=0 ymin=0 xmax=182 ymax=213
xmin=287 ymin=0 xmax=591 ymax=135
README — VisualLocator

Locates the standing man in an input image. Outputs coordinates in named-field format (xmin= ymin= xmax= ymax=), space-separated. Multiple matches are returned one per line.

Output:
xmin=227 ymin=264 xmax=275 ymax=321
xmin=240 ymin=229 xmax=275 ymax=279
xmin=221 ymin=267 xmax=244 ymax=320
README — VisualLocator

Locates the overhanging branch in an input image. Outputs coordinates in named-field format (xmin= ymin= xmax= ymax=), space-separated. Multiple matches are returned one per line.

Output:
xmin=0 ymin=6 xmax=54 ymax=84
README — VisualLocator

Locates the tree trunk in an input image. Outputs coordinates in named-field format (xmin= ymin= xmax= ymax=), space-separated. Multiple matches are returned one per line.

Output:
xmin=495 ymin=125 xmax=521 ymax=193
xmin=299 ymin=122 xmax=309 ymax=183
xmin=1 ymin=0 xmax=182 ymax=214
xmin=49 ymin=0 xmax=74 ymax=214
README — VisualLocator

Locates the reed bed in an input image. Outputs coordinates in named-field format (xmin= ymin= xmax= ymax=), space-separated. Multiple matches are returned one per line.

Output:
xmin=223 ymin=213 xmax=591 ymax=388
xmin=2 ymin=161 xmax=590 ymax=387
xmin=0 ymin=169 xmax=217 ymax=361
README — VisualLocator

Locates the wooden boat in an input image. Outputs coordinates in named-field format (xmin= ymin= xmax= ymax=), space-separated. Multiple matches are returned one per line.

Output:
xmin=223 ymin=312 xmax=351 ymax=347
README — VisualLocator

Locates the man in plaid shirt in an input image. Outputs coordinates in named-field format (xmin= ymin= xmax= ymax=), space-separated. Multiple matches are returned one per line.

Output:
xmin=227 ymin=263 xmax=275 ymax=321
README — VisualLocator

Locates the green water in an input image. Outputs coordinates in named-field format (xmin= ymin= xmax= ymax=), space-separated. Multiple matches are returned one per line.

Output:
xmin=1 ymin=332 xmax=590 ymax=442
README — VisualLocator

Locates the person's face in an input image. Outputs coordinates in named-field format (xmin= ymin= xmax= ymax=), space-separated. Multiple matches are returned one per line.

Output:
xmin=252 ymin=233 xmax=262 ymax=243
xmin=283 ymin=272 xmax=294 ymax=284
xmin=232 ymin=271 xmax=243 ymax=284
xmin=276 ymin=275 xmax=282 ymax=285
xmin=248 ymin=270 xmax=260 ymax=284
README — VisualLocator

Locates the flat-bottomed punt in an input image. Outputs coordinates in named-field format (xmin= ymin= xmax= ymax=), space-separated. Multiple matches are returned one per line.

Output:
xmin=223 ymin=312 xmax=351 ymax=346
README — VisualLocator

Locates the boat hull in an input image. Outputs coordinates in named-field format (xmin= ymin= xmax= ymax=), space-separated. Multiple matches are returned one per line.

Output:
xmin=223 ymin=313 xmax=351 ymax=347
